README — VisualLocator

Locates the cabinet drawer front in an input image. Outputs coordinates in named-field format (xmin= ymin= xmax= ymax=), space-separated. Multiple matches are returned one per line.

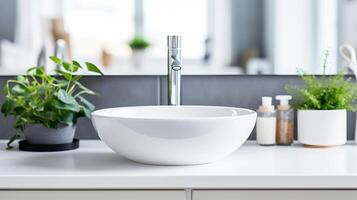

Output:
xmin=193 ymin=190 xmax=357 ymax=200
xmin=0 ymin=190 xmax=186 ymax=200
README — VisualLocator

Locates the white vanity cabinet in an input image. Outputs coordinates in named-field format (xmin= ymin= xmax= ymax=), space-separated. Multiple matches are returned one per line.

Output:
xmin=1 ymin=190 xmax=357 ymax=200
xmin=192 ymin=190 xmax=357 ymax=200
xmin=0 ymin=190 xmax=186 ymax=200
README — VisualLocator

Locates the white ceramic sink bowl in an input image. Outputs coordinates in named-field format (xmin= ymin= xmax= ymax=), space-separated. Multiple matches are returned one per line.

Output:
xmin=91 ymin=106 xmax=256 ymax=165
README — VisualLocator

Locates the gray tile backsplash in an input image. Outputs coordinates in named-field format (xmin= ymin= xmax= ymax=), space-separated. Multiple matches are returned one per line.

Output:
xmin=0 ymin=75 xmax=356 ymax=140
xmin=0 ymin=76 xmax=160 ymax=139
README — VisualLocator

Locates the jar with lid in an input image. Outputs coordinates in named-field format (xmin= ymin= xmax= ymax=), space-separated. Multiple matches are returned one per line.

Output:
xmin=275 ymin=95 xmax=294 ymax=145
xmin=256 ymin=97 xmax=276 ymax=145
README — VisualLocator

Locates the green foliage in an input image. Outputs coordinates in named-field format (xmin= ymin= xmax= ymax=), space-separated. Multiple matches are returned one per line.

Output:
xmin=286 ymin=73 xmax=357 ymax=111
xmin=128 ymin=37 xmax=150 ymax=49
xmin=1 ymin=57 xmax=103 ymax=149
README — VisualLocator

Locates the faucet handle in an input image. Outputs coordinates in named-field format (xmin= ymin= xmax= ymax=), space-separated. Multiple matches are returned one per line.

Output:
xmin=170 ymin=55 xmax=181 ymax=71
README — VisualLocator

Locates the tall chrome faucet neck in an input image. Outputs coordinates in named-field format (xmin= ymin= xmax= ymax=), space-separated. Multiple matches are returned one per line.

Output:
xmin=167 ymin=35 xmax=182 ymax=106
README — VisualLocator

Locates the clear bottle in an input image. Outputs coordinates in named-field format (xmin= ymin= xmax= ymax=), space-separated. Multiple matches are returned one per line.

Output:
xmin=256 ymin=97 xmax=276 ymax=145
xmin=275 ymin=95 xmax=294 ymax=145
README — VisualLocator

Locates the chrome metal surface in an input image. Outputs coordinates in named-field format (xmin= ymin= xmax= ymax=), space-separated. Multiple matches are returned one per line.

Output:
xmin=167 ymin=35 xmax=182 ymax=106
xmin=36 ymin=45 xmax=47 ymax=67
xmin=54 ymin=39 xmax=68 ymax=69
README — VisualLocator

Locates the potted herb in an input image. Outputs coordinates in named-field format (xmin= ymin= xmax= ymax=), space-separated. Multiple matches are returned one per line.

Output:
xmin=1 ymin=56 xmax=103 ymax=149
xmin=128 ymin=37 xmax=150 ymax=67
xmin=287 ymin=56 xmax=357 ymax=147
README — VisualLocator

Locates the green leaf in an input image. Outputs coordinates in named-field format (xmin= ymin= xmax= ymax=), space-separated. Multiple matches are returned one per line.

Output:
xmin=51 ymin=56 xmax=78 ymax=73
xmin=59 ymin=111 xmax=74 ymax=124
xmin=72 ymin=60 xmax=82 ymax=69
xmin=57 ymin=89 xmax=78 ymax=105
xmin=75 ymin=82 xmax=96 ymax=96
xmin=128 ymin=37 xmax=150 ymax=49
xmin=71 ymin=75 xmax=82 ymax=83
xmin=55 ymin=69 xmax=72 ymax=80
xmin=53 ymin=100 xmax=80 ymax=112
xmin=36 ymin=110 xmax=58 ymax=121
xmin=26 ymin=67 xmax=38 ymax=75
xmin=62 ymin=62 xmax=74 ymax=72
xmin=50 ymin=56 xmax=62 ymax=64
xmin=78 ymin=96 xmax=95 ymax=111
xmin=11 ymin=84 xmax=27 ymax=95
xmin=85 ymin=62 xmax=104 ymax=75
xmin=27 ymin=66 xmax=45 ymax=76
xmin=14 ymin=106 xmax=26 ymax=115
xmin=17 ymin=75 xmax=29 ymax=84
xmin=72 ymin=63 xmax=79 ymax=72
xmin=81 ymin=106 xmax=92 ymax=118
xmin=2 ymin=83 xmax=9 ymax=94
xmin=1 ymin=99 xmax=16 ymax=115
xmin=6 ymin=81 xmax=30 ymax=96
xmin=42 ymin=74 xmax=55 ymax=83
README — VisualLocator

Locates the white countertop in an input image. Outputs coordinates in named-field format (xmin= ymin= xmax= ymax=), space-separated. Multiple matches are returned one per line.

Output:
xmin=1 ymin=140 xmax=357 ymax=189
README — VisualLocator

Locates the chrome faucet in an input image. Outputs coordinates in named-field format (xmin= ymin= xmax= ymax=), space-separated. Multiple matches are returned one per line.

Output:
xmin=54 ymin=39 xmax=68 ymax=69
xmin=167 ymin=35 xmax=182 ymax=106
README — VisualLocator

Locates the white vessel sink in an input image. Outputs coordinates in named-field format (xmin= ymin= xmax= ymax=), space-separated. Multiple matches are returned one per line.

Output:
xmin=91 ymin=106 xmax=256 ymax=165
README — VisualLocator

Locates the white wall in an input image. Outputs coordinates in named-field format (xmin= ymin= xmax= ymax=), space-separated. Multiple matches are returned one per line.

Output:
xmin=340 ymin=0 xmax=357 ymax=46
xmin=209 ymin=0 xmax=232 ymax=67
xmin=316 ymin=0 xmax=338 ymax=74
xmin=265 ymin=0 xmax=338 ymax=74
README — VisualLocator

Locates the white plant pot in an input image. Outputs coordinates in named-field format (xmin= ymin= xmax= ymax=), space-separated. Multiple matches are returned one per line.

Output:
xmin=298 ymin=110 xmax=347 ymax=147
xmin=131 ymin=49 xmax=146 ymax=67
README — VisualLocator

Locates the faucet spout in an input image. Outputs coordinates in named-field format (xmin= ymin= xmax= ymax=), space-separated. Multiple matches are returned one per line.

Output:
xmin=167 ymin=35 xmax=182 ymax=106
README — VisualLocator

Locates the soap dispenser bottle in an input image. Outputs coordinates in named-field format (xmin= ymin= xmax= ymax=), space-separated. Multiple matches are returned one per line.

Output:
xmin=256 ymin=97 xmax=276 ymax=145
xmin=275 ymin=95 xmax=294 ymax=145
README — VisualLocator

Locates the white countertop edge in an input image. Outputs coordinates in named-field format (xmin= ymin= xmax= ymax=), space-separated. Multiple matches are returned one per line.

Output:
xmin=1 ymin=176 xmax=357 ymax=189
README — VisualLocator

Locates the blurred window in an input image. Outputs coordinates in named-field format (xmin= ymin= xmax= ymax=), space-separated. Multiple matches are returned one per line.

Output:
xmin=64 ymin=0 xmax=208 ymax=61
xmin=143 ymin=0 xmax=208 ymax=60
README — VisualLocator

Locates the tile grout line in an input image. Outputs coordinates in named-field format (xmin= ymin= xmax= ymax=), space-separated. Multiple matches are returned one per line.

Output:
xmin=157 ymin=76 xmax=161 ymax=105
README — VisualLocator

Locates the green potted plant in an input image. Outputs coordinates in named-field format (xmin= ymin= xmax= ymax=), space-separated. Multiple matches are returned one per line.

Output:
xmin=128 ymin=36 xmax=150 ymax=67
xmin=287 ymin=54 xmax=357 ymax=147
xmin=1 ymin=56 xmax=103 ymax=149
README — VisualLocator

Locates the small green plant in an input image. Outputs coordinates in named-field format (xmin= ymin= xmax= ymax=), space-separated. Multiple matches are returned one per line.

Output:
xmin=128 ymin=37 xmax=150 ymax=49
xmin=1 ymin=57 xmax=103 ymax=149
xmin=286 ymin=52 xmax=357 ymax=111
